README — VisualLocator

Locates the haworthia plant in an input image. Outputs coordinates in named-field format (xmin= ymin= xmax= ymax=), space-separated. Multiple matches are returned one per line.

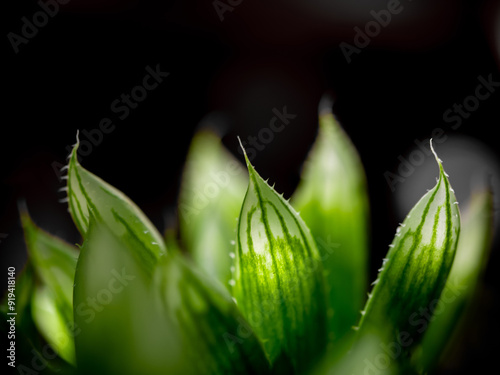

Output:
xmin=3 ymin=104 xmax=494 ymax=375
xmin=412 ymin=188 xmax=493 ymax=372
xmin=66 ymin=139 xmax=166 ymax=275
xmin=232 ymin=143 xmax=328 ymax=374
xmin=357 ymin=143 xmax=460 ymax=367
xmin=20 ymin=209 xmax=78 ymax=364
xmin=292 ymin=107 xmax=369 ymax=345
xmin=178 ymin=129 xmax=248 ymax=289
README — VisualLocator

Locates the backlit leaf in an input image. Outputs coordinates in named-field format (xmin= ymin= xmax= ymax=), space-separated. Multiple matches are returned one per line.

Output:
xmin=233 ymin=143 xmax=328 ymax=373
xmin=357 ymin=143 xmax=460 ymax=364
xmin=179 ymin=129 xmax=247 ymax=289
xmin=31 ymin=287 xmax=76 ymax=364
xmin=412 ymin=188 xmax=493 ymax=372
xmin=66 ymin=138 xmax=166 ymax=275
xmin=292 ymin=107 xmax=369 ymax=344
xmin=21 ymin=209 xmax=78 ymax=364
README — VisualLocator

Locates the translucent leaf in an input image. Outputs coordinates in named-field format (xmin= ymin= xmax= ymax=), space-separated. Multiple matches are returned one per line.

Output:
xmin=178 ymin=129 xmax=247 ymax=289
xmin=66 ymin=138 xmax=166 ymax=275
xmin=357 ymin=143 xmax=460 ymax=362
xmin=73 ymin=217 xmax=187 ymax=375
xmin=21 ymin=209 xmax=78 ymax=364
xmin=2 ymin=263 xmax=75 ymax=374
xmin=412 ymin=188 xmax=493 ymax=372
xmin=1 ymin=262 xmax=48 ymax=368
xmin=32 ymin=287 xmax=76 ymax=364
xmin=155 ymin=250 xmax=272 ymax=375
xmin=233 ymin=144 xmax=328 ymax=373
xmin=292 ymin=107 xmax=369 ymax=344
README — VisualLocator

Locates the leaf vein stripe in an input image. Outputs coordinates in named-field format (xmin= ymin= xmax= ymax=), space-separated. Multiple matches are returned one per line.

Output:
xmin=248 ymin=171 xmax=289 ymax=352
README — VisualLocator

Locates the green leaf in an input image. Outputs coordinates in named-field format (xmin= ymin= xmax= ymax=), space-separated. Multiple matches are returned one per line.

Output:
xmin=179 ymin=129 xmax=247 ymax=289
xmin=315 ymin=333 xmax=397 ymax=375
xmin=32 ymin=287 xmax=76 ymax=364
xmin=73 ymin=217 xmax=187 ymax=375
xmin=2 ymin=263 xmax=75 ymax=374
xmin=1 ymin=262 xmax=52 ymax=370
xmin=412 ymin=188 xmax=493 ymax=372
xmin=357 ymin=143 xmax=460 ymax=360
xmin=66 ymin=138 xmax=166 ymax=274
xmin=292 ymin=108 xmax=369 ymax=344
xmin=21 ymin=209 xmax=78 ymax=364
xmin=233 ymin=143 xmax=328 ymax=373
xmin=155 ymin=250 xmax=272 ymax=375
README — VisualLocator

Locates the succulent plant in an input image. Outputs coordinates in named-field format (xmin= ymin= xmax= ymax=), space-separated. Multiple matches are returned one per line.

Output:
xmin=2 ymin=105 xmax=493 ymax=375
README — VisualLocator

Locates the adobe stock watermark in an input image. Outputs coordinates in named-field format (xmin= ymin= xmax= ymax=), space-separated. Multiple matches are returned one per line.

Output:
xmin=178 ymin=106 xmax=297 ymax=224
xmin=359 ymin=280 xmax=466 ymax=374
xmin=51 ymin=64 xmax=169 ymax=181
xmin=340 ymin=0 xmax=408 ymax=64
xmin=15 ymin=267 xmax=135 ymax=374
xmin=223 ymin=236 xmax=339 ymax=353
xmin=384 ymin=73 xmax=499 ymax=192
xmin=8 ymin=0 xmax=71 ymax=54
xmin=213 ymin=0 xmax=243 ymax=22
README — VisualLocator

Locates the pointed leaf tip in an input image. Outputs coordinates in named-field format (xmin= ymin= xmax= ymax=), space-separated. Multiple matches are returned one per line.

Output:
xmin=292 ymin=111 xmax=369 ymax=344
xmin=237 ymin=136 xmax=252 ymax=168
xmin=357 ymin=152 xmax=460 ymax=363
xmin=234 ymin=161 xmax=328 ymax=373
xmin=67 ymin=142 xmax=166 ymax=275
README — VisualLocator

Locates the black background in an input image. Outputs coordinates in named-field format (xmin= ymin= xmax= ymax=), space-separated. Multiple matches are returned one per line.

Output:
xmin=2 ymin=0 xmax=500 ymax=373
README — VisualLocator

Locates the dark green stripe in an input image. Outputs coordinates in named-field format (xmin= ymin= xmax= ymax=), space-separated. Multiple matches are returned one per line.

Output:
xmin=69 ymin=189 xmax=88 ymax=233
xmin=111 ymin=209 xmax=157 ymax=272
xmin=73 ymin=163 xmax=101 ymax=222
xmin=265 ymin=200 xmax=304 ymax=353
xmin=248 ymin=171 xmax=289 ymax=359
xmin=397 ymin=177 xmax=442 ymax=282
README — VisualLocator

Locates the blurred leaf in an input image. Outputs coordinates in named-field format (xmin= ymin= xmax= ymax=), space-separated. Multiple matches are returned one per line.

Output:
xmin=32 ymin=287 xmax=76 ymax=364
xmin=2 ymin=262 xmax=75 ymax=374
xmin=357 ymin=144 xmax=460 ymax=364
xmin=67 ymin=139 xmax=166 ymax=275
xmin=292 ymin=108 xmax=369 ymax=344
xmin=412 ymin=188 xmax=493 ymax=372
xmin=178 ymin=129 xmax=247 ymax=289
xmin=155 ymin=251 xmax=272 ymax=375
xmin=73 ymin=217 xmax=187 ymax=375
xmin=21 ymin=210 xmax=78 ymax=364
xmin=233 ymin=145 xmax=328 ymax=373
xmin=315 ymin=333 xmax=397 ymax=375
